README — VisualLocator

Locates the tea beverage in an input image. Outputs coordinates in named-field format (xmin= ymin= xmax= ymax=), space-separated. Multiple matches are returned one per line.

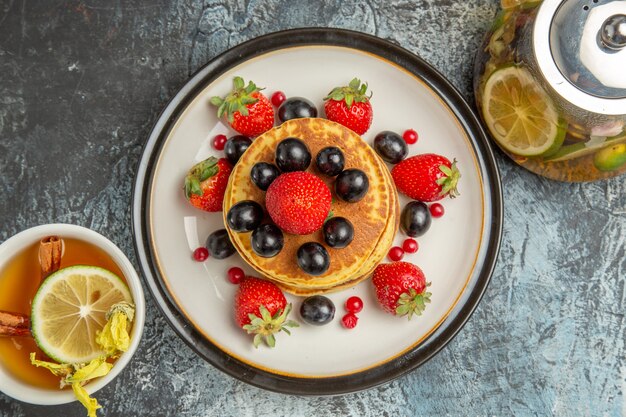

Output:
xmin=0 ymin=237 xmax=126 ymax=389
xmin=474 ymin=0 xmax=626 ymax=181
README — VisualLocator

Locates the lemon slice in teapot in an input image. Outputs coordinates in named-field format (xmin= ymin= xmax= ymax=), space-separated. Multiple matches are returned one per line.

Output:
xmin=481 ymin=66 xmax=566 ymax=157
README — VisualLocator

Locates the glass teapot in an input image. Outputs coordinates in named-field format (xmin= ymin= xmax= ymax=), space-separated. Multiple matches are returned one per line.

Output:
xmin=474 ymin=0 xmax=626 ymax=181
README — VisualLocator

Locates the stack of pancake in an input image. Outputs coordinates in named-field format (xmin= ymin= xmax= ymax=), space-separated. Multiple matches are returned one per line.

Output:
xmin=223 ymin=118 xmax=398 ymax=295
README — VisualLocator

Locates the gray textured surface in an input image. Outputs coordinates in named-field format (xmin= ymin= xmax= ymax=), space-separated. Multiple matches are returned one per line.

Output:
xmin=0 ymin=0 xmax=625 ymax=416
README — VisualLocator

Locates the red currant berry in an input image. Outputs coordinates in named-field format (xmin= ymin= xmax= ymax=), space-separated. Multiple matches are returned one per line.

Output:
xmin=345 ymin=296 xmax=363 ymax=313
xmin=402 ymin=238 xmax=419 ymax=254
xmin=213 ymin=134 xmax=227 ymax=151
xmin=193 ymin=247 xmax=209 ymax=262
xmin=227 ymin=267 xmax=245 ymax=284
xmin=341 ymin=313 xmax=358 ymax=329
xmin=430 ymin=203 xmax=445 ymax=218
xmin=388 ymin=246 xmax=404 ymax=262
xmin=271 ymin=91 xmax=286 ymax=107
xmin=402 ymin=129 xmax=418 ymax=145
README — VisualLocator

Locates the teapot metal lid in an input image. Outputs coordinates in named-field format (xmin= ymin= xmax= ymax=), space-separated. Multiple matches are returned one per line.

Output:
xmin=534 ymin=0 xmax=626 ymax=115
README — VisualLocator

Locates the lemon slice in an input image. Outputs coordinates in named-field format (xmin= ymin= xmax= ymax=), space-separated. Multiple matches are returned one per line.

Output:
xmin=31 ymin=265 xmax=132 ymax=364
xmin=482 ymin=66 xmax=565 ymax=157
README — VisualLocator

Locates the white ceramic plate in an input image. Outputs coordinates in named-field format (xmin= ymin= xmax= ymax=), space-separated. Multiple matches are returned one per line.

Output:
xmin=133 ymin=29 xmax=502 ymax=395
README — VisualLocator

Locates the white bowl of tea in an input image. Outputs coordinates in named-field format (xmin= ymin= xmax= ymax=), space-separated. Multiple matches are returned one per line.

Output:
xmin=0 ymin=224 xmax=145 ymax=408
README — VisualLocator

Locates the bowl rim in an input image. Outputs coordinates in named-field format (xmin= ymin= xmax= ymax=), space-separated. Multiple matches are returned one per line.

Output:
xmin=0 ymin=223 xmax=145 ymax=405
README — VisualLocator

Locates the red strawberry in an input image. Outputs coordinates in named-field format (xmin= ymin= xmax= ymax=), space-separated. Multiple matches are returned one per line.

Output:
xmin=391 ymin=154 xmax=460 ymax=202
xmin=323 ymin=77 xmax=373 ymax=135
xmin=210 ymin=76 xmax=274 ymax=137
xmin=184 ymin=157 xmax=232 ymax=212
xmin=234 ymin=276 xmax=298 ymax=348
xmin=265 ymin=172 xmax=332 ymax=235
xmin=372 ymin=262 xmax=431 ymax=319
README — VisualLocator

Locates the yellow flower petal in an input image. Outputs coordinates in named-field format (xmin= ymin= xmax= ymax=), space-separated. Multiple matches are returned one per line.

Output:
xmin=29 ymin=353 xmax=72 ymax=378
xmin=72 ymin=382 xmax=101 ymax=417
xmin=66 ymin=357 xmax=113 ymax=383
xmin=96 ymin=302 xmax=135 ymax=355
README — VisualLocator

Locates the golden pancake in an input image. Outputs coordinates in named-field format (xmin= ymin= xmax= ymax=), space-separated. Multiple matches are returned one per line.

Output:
xmin=223 ymin=118 xmax=396 ymax=293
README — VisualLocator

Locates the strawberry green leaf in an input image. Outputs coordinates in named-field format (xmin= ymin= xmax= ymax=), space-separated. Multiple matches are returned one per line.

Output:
xmin=241 ymin=303 xmax=296 ymax=348
xmin=184 ymin=177 xmax=202 ymax=198
xmin=253 ymin=333 xmax=262 ymax=348
xmin=210 ymin=76 xmax=263 ymax=123
xmin=217 ymin=102 xmax=227 ymax=118
xmin=395 ymin=285 xmax=432 ymax=320
xmin=266 ymin=334 xmax=276 ymax=348
xmin=323 ymin=77 xmax=372 ymax=109
xmin=199 ymin=165 xmax=218 ymax=182
xmin=260 ymin=305 xmax=272 ymax=322
xmin=210 ymin=96 xmax=224 ymax=106
xmin=233 ymin=76 xmax=245 ymax=90
xmin=244 ymin=81 xmax=257 ymax=94
xmin=437 ymin=160 xmax=461 ymax=198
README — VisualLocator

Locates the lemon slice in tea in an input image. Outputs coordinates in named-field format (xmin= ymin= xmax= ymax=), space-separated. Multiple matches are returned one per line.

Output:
xmin=31 ymin=265 xmax=132 ymax=364
xmin=482 ymin=66 xmax=565 ymax=157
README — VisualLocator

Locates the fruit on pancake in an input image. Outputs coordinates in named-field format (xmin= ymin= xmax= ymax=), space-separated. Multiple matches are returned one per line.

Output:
xmin=400 ymin=201 xmax=432 ymax=237
xmin=265 ymin=171 xmax=331 ymax=235
xmin=300 ymin=295 xmax=335 ymax=325
xmin=224 ymin=135 xmax=252 ymax=165
xmin=372 ymin=262 xmax=431 ymax=319
xmin=251 ymin=224 xmax=284 ymax=258
xmin=223 ymin=117 xmax=396 ymax=294
xmin=335 ymin=168 xmax=369 ymax=203
xmin=277 ymin=97 xmax=318 ymax=122
xmin=271 ymin=91 xmax=286 ymax=107
xmin=275 ymin=137 xmax=312 ymax=172
xmin=250 ymin=162 xmax=280 ymax=191
xmin=210 ymin=76 xmax=274 ymax=137
xmin=316 ymin=146 xmax=345 ymax=177
xmin=323 ymin=77 xmax=373 ymax=135
xmin=234 ymin=276 xmax=298 ymax=348
xmin=373 ymin=131 xmax=408 ymax=164
xmin=391 ymin=154 xmax=460 ymax=202
xmin=322 ymin=217 xmax=354 ymax=248
xmin=297 ymin=242 xmax=330 ymax=276
xmin=206 ymin=229 xmax=236 ymax=259
xmin=226 ymin=200 xmax=264 ymax=232
xmin=184 ymin=157 xmax=232 ymax=212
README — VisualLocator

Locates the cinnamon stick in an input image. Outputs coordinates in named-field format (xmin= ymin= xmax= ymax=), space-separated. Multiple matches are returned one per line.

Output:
xmin=39 ymin=235 xmax=62 ymax=281
xmin=0 ymin=324 xmax=30 ymax=337
xmin=0 ymin=310 xmax=30 ymax=328
xmin=0 ymin=236 xmax=63 ymax=337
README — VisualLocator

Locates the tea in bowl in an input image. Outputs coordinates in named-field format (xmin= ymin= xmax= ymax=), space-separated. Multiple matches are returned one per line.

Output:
xmin=0 ymin=224 xmax=145 ymax=412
